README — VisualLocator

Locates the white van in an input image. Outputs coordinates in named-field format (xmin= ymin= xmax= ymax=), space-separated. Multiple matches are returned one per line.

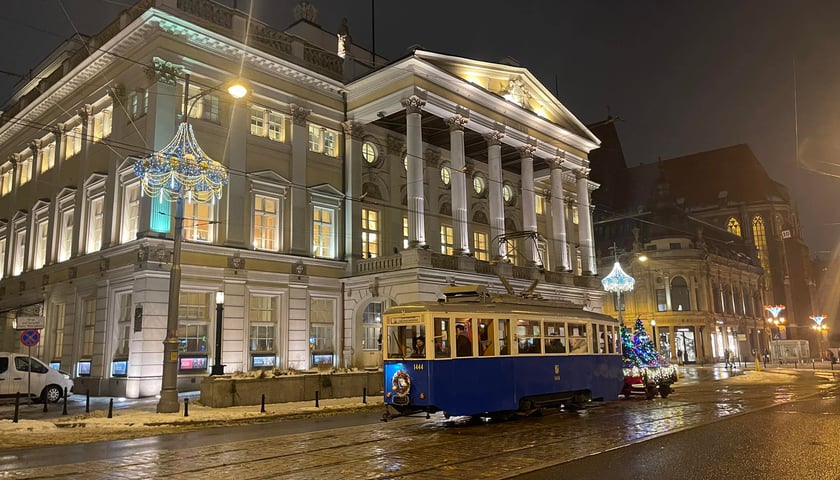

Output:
xmin=0 ymin=352 xmax=74 ymax=402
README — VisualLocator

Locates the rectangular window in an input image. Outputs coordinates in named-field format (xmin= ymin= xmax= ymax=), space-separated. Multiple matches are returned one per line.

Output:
xmin=82 ymin=298 xmax=96 ymax=358
xmin=129 ymin=90 xmax=148 ymax=119
xmin=440 ymin=224 xmax=454 ymax=255
xmin=39 ymin=142 xmax=55 ymax=173
xmin=473 ymin=232 xmax=488 ymax=261
xmin=312 ymin=206 xmax=335 ymax=258
xmin=18 ymin=156 xmax=32 ymax=186
xmin=309 ymin=297 xmax=335 ymax=365
xmin=250 ymin=107 xmax=285 ymax=142
xmin=572 ymin=205 xmax=579 ymax=225
xmin=115 ymin=293 xmax=132 ymax=358
xmin=188 ymin=86 xmax=219 ymax=123
xmin=92 ymin=106 xmax=113 ymax=142
xmin=362 ymin=302 xmax=383 ymax=352
xmin=656 ymin=289 xmax=667 ymax=312
xmin=249 ymin=295 xmax=275 ymax=354
xmin=33 ymin=220 xmax=48 ymax=270
xmin=87 ymin=196 xmax=104 ymax=253
xmin=0 ymin=238 xmax=5 ymax=279
xmin=65 ymin=125 xmax=83 ymax=160
xmin=13 ymin=228 xmax=26 ymax=276
xmin=505 ymin=240 xmax=518 ymax=265
xmin=361 ymin=208 xmax=379 ymax=259
xmin=253 ymin=195 xmax=279 ymax=251
xmin=57 ymin=209 xmax=73 ymax=262
xmin=308 ymin=125 xmax=339 ymax=157
xmin=183 ymin=202 xmax=213 ymax=242
xmin=51 ymin=303 xmax=65 ymax=361
xmin=535 ymin=195 xmax=545 ymax=215
xmin=1 ymin=169 xmax=12 ymax=195
xmin=178 ymin=292 xmax=208 ymax=356
xmin=121 ymin=183 xmax=140 ymax=243
xmin=402 ymin=216 xmax=409 ymax=249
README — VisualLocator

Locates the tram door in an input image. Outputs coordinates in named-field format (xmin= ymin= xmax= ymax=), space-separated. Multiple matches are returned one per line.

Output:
xmin=674 ymin=327 xmax=697 ymax=364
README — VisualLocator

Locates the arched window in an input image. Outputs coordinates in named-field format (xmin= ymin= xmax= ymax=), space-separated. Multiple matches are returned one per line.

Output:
xmin=726 ymin=217 xmax=742 ymax=237
xmin=752 ymin=216 xmax=771 ymax=284
xmin=670 ymin=276 xmax=691 ymax=311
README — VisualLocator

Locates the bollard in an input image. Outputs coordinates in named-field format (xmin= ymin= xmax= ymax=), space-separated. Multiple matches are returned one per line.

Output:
xmin=184 ymin=397 xmax=189 ymax=417
xmin=13 ymin=393 xmax=20 ymax=424
xmin=86 ymin=390 xmax=90 ymax=413
xmin=363 ymin=387 xmax=367 ymax=404
xmin=315 ymin=390 xmax=320 ymax=408
xmin=107 ymin=398 xmax=114 ymax=419
xmin=43 ymin=395 xmax=48 ymax=413
xmin=260 ymin=394 xmax=266 ymax=414
xmin=62 ymin=387 xmax=68 ymax=415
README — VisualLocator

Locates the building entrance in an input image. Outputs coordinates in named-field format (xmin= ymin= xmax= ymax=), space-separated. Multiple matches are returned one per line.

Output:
xmin=674 ymin=327 xmax=697 ymax=365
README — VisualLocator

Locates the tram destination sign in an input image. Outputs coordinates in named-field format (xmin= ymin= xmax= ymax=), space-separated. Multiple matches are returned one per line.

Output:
xmin=15 ymin=315 xmax=46 ymax=330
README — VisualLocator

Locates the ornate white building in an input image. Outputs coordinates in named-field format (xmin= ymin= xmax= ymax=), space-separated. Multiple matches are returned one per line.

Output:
xmin=0 ymin=0 xmax=606 ymax=397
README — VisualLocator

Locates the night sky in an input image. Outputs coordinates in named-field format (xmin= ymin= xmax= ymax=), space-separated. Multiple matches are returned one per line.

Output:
xmin=3 ymin=0 xmax=840 ymax=258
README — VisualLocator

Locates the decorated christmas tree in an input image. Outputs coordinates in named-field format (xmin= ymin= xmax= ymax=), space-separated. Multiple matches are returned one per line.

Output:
xmin=621 ymin=316 xmax=678 ymax=391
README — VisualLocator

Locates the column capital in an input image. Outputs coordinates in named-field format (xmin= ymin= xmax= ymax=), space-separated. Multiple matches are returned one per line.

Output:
xmin=144 ymin=56 xmax=185 ymax=85
xmin=289 ymin=103 xmax=311 ymax=126
xmin=401 ymin=95 xmax=426 ymax=114
xmin=52 ymin=124 xmax=65 ymax=137
xmin=107 ymin=84 xmax=126 ymax=103
xmin=28 ymin=141 xmax=39 ymax=156
xmin=483 ymin=130 xmax=505 ymax=146
xmin=9 ymin=153 xmax=19 ymax=164
xmin=446 ymin=114 xmax=469 ymax=132
xmin=79 ymin=104 xmax=93 ymax=122
xmin=550 ymin=157 xmax=567 ymax=170
xmin=342 ymin=120 xmax=365 ymax=139
xmin=518 ymin=143 xmax=537 ymax=158
xmin=574 ymin=168 xmax=590 ymax=179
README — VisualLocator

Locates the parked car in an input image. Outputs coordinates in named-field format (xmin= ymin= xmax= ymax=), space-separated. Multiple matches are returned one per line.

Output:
xmin=0 ymin=352 xmax=74 ymax=402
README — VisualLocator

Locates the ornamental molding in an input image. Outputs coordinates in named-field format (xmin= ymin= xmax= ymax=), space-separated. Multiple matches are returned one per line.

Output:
xmin=482 ymin=130 xmax=505 ymax=146
xmin=341 ymin=120 xmax=365 ymax=139
xmin=518 ymin=142 xmax=537 ymax=158
xmin=289 ymin=104 xmax=311 ymax=126
xmin=401 ymin=95 xmax=426 ymax=114
xmin=144 ymin=56 xmax=185 ymax=85
xmin=446 ymin=114 xmax=468 ymax=132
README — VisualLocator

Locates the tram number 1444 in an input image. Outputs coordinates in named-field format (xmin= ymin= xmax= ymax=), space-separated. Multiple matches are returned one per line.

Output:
xmin=413 ymin=363 xmax=424 ymax=371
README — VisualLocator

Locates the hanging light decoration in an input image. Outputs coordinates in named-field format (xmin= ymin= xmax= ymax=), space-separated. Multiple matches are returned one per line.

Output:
xmin=133 ymin=122 xmax=229 ymax=203
xmin=601 ymin=261 xmax=636 ymax=294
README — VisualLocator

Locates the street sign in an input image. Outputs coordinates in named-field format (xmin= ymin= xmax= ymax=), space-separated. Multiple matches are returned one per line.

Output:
xmin=15 ymin=315 xmax=45 ymax=330
xmin=20 ymin=329 xmax=40 ymax=347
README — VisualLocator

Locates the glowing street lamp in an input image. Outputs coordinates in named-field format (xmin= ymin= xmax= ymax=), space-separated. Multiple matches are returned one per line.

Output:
xmin=810 ymin=314 xmax=828 ymax=360
xmin=765 ymin=304 xmax=786 ymax=340
xmin=601 ymin=259 xmax=635 ymax=325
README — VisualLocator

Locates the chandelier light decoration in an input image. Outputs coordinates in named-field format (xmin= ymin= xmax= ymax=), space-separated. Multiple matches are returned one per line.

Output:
xmin=133 ymin=122 xmax=229 ymax=204
xmin=601 ymin=261 xmax=636 ymax=294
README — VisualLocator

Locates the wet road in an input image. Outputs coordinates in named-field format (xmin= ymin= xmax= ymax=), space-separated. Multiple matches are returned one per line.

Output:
xmin=1 ymin=366 xmax=837 ymax=479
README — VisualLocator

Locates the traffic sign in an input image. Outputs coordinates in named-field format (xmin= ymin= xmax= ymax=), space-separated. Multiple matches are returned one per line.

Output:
xmin=20 ymin=329 xmax=40 ymax=347
xmin=15 ymin=315 xmax=45 ymax=330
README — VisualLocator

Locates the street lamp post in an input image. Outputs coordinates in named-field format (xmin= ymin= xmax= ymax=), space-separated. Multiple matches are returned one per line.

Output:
xmin=211 ymin=291 xmax=225 ymax=375
xmin=133 ymin=73 xmax=245 ymax=413
xmin=601 ymin=253 xmax=636 ymax=326
xmin=810 ymin=314 xmax=828 ymax=361
xmin=764 ymin=305 xmax=785 ymax=365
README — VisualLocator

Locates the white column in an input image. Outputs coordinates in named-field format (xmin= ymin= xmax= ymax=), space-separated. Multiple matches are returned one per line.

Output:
xmin=447 ymin=114 xmax=469 ymax=255
xmin=549 ymin=158 xmax=570 ymax=271
xmin=289 ymin=104 xmax=311 ymax=256
xmin=484 ymin=130 xmax=506 ymax=258
xmin=343 ymin=120 xmax=364 ymax=271
xmin=575 ymin=170 xmax=595 ymax=274
xmin=519 ymin=144 xmax=538 ymax=265
xmin=402 ymin=95 xmax=426 ymax=248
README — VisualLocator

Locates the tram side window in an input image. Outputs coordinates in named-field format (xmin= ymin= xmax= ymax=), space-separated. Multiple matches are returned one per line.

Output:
xmin=386 ymin=324 xmax=425 ymax=359
xmin=544 ymin=321 xmax=566 ymax=354
xmin=433 ymin=317 xmax=451 ymax=358
xmin=592 ymin=324 xmax=605 ymax=353
xmin=517 ymin=319 xmax=541 ymax=354
xmin=567 ymin=322 xmax=588 ymax=354
xmin=607 ymin=325 xmax=618 ymax=353
xmin=455 ymin=318 xmax=474 ymax=357
xmin=498 ymin=319 xmax=511 ymax=355
xmin=478 ymin=318 xmax=494 ymax=356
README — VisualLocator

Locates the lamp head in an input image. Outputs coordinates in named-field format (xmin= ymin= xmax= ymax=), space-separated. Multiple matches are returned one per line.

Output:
xmin=227 ymin=82 xmax=248 ymax=99
xmin=215 ymin=291 xmax=225 ymax=305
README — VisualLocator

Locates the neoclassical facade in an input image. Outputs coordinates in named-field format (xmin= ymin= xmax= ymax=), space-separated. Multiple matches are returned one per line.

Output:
xmin=0 ymin=0 xmax=606 ymax=397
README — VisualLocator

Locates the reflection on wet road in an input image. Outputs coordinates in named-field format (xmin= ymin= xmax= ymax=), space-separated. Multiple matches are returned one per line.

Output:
xmin=1 ymin=366 xmax=837 ymax=480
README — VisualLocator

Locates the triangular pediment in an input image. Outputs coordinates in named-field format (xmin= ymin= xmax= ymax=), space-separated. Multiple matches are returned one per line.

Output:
xmin=413 ymin=50 xmax=598 ymax=144
xmin=249 ymin=170 xmax=291 ymax=186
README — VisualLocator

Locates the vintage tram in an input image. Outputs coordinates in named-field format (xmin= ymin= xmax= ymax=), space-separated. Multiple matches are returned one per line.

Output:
xmin=382 ymin=285 xmax=624 ymax=419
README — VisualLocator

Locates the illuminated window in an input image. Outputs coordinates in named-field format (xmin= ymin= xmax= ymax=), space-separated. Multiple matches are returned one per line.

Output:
xmin=440 ymin=164 xmax=451 ymax=186
xmin=361 ymin=208 xmax=379 ymax=259
xmin=0 ymin=237 xmax=5 ymax=279
xmin=313 ymin=206 xmax=335 ymax=258
xmin=253 ymin=195 xmax=279 ymax=251
xmin=178 ymin=292 xmax=209 ymax=355
xmin=128 ymin=90 xmax=148 ymax=119
xmin=12 ymin=227 xmax=25 ymax=276
xmin=39 ymin=141 xmax=55 ymax=173
xmin=505 ymin=240 xmax=518 ymax=265
xmin=18 ymin=155 xmax=32 ymax=186
xmin=402 ymin=216 xmax=409 ymax=249
xmin=65 ymin=125 xmax=83 ymax=160
xmin=726 ymin=217 xmax=741 ymax=237
xmin=33 ymin=219 xmax=48 ymax=270
xmin=753 ymin=215 xmax=771 ymax=282
xmin=473 ymin=174 xmax=486 ymax=195
xmin=49 ymin=303 xmax=65 ymax=362
xmin=184 ymin=202 xmax=214 ymax=243
xmin=57 ymin=207 xmax=74 ymax=262
xmin=502 ymin=184 xmax=515 ymax=205
xmin=121 ymin=183 xmax=140 ymax=244
xmin=92 ymin=105 xmax=112 ymax=142
xmin=536 ymin=195 xmax=545 ymax=215
xmin=572 ymin=205 xmax=579 ymax=225
xmin=114 ymin=293 xmax=132 ymax=358
xmin=82 ymin=298 xmax=96 ymax=358
xmin=440 ymin=224 xmax=454 ymax=255
xmin=1 ymin=167 xmax=12 ymax=195
xmin=473 ymin=232 xmax=488 ymax=261
xmin=308 ymin=125 xmax=339 ymax=157
xmin=362 ymin=302 xmax=383 ymax=352
xmin=86 ymin=196 xmax=104 ymax=253
xmin=249 ymin=295 xmax=276 ymax=355
xmin=309 ymin=297 xmax=336 ymax=366
xmin=362 ymin=141 xmax=377 ymax=164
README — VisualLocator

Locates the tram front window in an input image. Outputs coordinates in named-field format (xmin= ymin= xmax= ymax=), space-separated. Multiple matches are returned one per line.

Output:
xmin=385 ymin=323 xmax=425 ymax=359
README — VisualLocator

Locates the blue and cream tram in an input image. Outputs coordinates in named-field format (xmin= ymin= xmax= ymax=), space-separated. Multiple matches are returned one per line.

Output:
xmin=382 ymin=285 xmax=624 ymax=419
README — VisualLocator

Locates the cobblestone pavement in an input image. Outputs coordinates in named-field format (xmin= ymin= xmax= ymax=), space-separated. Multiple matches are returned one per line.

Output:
xmin=1 ymin=366 xmax=837 ymax=480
